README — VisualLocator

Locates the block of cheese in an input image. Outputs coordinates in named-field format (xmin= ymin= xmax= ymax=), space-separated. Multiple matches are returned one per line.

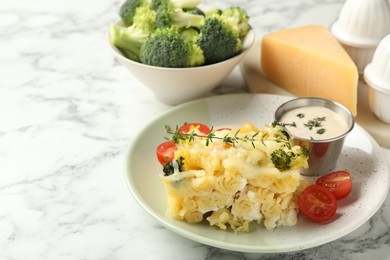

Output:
xmin=261 ymin=25 xmax=359 ymax=115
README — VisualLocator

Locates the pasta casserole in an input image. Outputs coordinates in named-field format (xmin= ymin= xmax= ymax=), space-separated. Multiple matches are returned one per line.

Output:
xmin=159 ymin=122 xmax=309 ymax=232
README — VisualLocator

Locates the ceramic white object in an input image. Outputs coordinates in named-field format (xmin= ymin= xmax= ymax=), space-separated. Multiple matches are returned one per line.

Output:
xmin=331 ymin=0 xmax=390 ymax=73
xmin=108 ymin=27 xmax=255 ymax=105
xmin=364 ymin=34 xmax=390 ymax=124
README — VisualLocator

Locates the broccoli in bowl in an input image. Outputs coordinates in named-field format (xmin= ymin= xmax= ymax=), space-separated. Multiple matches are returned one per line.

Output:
xmin=109 ymin=0 xmax=252 ymax=68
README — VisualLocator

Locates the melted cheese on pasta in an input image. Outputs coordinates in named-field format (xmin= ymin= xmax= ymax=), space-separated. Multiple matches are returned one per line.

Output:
xmin=160 ymin=122 xmax=308 ymax=232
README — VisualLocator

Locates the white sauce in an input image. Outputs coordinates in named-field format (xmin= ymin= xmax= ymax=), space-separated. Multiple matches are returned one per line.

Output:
xmin=280 ymin=106 xmax=349 ymax=140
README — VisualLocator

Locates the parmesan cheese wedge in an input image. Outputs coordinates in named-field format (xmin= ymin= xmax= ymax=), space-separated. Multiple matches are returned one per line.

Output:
xmin=261 ymin=25 xmax=359 ymax=115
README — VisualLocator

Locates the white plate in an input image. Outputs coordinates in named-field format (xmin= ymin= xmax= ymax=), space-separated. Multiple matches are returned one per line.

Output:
xmin=125 ymin=93 xmax=390 ymax=253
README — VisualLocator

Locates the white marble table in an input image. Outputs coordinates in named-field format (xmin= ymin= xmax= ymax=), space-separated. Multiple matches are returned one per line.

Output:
xmin=1 ymin=0 xmax=390 ymax=259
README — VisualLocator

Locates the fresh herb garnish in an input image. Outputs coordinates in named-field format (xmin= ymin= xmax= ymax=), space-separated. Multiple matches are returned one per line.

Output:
xmin=297 ymin=113 xmax=305 ymax=119
xmin=304 ymin=116 xmax=326 ymax=130
xmin=316 ymin=128 xmax=326 ymax=135
xmin=165 ymin=122 xmax=291 ymax=149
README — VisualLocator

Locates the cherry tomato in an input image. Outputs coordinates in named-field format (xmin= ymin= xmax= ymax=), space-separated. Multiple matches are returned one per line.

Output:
xmin=315 ymin=170 xmax=352 ymax=200
xmin=179 ymin=123 xmax=210 ymax=134
xmin=299 ymin=185 xmax=337 ymax=223
xmin=156 ymin=141 xmax=177 ymax=165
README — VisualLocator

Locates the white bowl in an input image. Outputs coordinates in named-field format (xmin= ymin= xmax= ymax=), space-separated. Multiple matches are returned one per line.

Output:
xmin=364 ymin=34 xmax=390 ymax=124
xmin=331 ymin=0 xmax=390 ymax=73
xmin=367 ymin=86 xmax=390 ymax=124
xmin=108 ymin=28 xmax=255 ymax=105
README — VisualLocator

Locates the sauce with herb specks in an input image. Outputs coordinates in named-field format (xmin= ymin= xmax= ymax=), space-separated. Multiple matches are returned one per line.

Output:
xmin=280 ymin=106 xmax=349 ymax=140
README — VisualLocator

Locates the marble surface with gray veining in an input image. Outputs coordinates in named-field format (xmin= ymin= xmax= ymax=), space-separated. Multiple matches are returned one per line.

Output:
xmin=1 ymin=0 xmax=390 ymax=259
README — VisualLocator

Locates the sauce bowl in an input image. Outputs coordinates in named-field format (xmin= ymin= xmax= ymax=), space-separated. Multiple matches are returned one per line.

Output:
xmin=274 ymin=97 xmax=355 ymax=176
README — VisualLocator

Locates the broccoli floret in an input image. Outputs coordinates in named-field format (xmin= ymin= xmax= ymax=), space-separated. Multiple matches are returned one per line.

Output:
xmin=131 ymin=4 xmax=156 ymax=32
xmin=196 ymin=17 xmax=241 ymax=64
xmin=155 ymin=1 xmax=204 ymax=29
xmin=110 ymin=23 xmax=148 ymax=61
xmin=271 ymin=147 xmax=309 ymax=171
xmin=269 ymin=122 xmax=308 ymax=171
xmin=221 ymin=6 xmax=250 ymax=38
xmin=187 ymin=44 xmax=205 ymax=67
xmin=271 ymin=149 xmax=293 ymax=171
xmin=119 ymin=0 xmax=147 ymax=25
xmin=139 ymin=27 xmax=205 ymax=67
xmin=110 ymin=4 xmax=156 ymax=61
xmin=180 ymin=28 xmax=204 ymax=66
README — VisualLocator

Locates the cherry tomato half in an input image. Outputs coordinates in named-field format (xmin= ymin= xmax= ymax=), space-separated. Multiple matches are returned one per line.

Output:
xmin=179 ymin=123 xmax=210 ymax=134
xmin=299 ymin=185 xmax=337 ymax=223
xmin=315 ymin=170 xmax=352 ymax=200
xmin=156 ymin=141 xmax=177 ymax=165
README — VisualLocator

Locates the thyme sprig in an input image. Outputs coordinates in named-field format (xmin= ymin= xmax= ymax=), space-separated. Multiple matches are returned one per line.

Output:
xmin=164 ymin=123 xmax=291 ymax=148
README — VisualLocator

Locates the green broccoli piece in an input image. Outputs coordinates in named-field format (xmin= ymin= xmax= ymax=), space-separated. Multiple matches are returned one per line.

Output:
xmin=139 ymin=27 xmax=205 ymax=67
xmin=155 ymin=1 xmax=204 ymax=29
xmin=180 ymin=28 xmax=204 ymax=66
xmin=271 ymin=147 xmax=309 ymax=171
xmin=271 ymin=149 xmax=293 ymax=171
xmin=110 ymin=4 xmax=156 ymax=61
xmin=221 ymin=6 xmax=250 ymax=38
xmin=131 ymin=4 xmax=156 ymax=33
xmin=119 ymin=0 xmax=147 ymax=25
xmin=110 ymin=23 xmax=148 ymax=61
xmin=196 ymin=16 xmax=241 ymax=64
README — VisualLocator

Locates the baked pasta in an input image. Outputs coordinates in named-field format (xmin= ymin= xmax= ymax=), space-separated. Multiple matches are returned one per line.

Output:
xmin=159 ymin=121 xmax=309 ymax=232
